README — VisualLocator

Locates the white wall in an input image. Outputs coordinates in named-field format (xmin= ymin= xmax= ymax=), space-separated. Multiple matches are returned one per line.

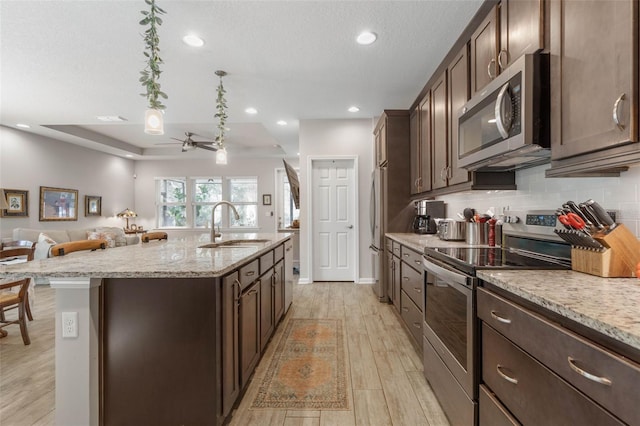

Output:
xmin=298 ymin=118 xmax=375 ymax=284
xmin=0 ymin=126 xmax=135 ymax=239
xmin=436 ymin=164 xmax=640 ymax=236
xmin=132 ymin=157 xmax=294 ymax=237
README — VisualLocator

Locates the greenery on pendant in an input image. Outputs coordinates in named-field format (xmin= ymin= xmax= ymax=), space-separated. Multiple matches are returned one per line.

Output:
xmin=139 ymin=0 xmax=167 ymax=110
xmin=215 ymin=75 xmax=228 ymax=146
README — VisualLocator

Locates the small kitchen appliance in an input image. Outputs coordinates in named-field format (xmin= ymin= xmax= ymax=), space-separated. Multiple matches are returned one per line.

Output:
xmin=412 ymin=200 xmax=445 ymax=234
xmin=422 ymin=210 xmax=571 ymax=425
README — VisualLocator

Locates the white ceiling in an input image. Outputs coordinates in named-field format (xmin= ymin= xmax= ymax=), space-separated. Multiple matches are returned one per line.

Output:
xmin=0 ymin=0 xmax=483 ymax=161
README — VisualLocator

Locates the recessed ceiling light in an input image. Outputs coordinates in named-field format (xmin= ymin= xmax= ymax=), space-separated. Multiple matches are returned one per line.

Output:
xmin=125 ymin=154 xmax=133 ymax=158
xmin=297 ymin=152 xmax=300 ymax=156
xmin=348 ymin=106 xmax=360 ymax=113
xmin=16 ymin=123 xmax=30 ymax=128
xmin=356 ymin=31 xmax=377 ymax=45
xmin=97 ymin=115 xmax=127 ymax=122
xmin=182 ymin=34 xmax=204 ymax=47
xmin=277 ymin=120 xmax=287 ymax=126
xmin=245 ymin=107 xmax=258 ymax=114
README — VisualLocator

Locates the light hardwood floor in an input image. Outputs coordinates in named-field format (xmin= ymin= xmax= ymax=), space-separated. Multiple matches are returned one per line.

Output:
xmin=0 ymin=282 xmax=450 ymax=426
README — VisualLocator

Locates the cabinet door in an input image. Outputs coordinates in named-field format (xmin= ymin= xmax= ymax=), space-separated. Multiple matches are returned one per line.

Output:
xmin=447 ymin=44 xmax=471 ymax=187
xmin=431 ymin=71 xmax=448 ymax=190
xmin=386 ymin=250 xmax=395 ymax=306
xmin=392 ymin=255 xmax=401 ymax=309
xmin=260 ymin=274 xmax=274 ymax=352
xmin=376 ymin=119 xmax=387 ymax=166
xmin=419 ymin=92 xmax=432 ymax=193
xmin=273 ymin=260 xmax=285 ymax=324
xmin=470 ymin=4 xmax=499 ymax=95
xmin=240 ymin=280 xmax=260 ymax=387
xmin=222 ymin=272 xmax=240 ymax=417
xmin=409 ymin=108 xmax=421 ymax=194
xmin=550 ymin=0 xmax=637 ymax=160
xmin=499 ymin=0 xmax=543 ymax=70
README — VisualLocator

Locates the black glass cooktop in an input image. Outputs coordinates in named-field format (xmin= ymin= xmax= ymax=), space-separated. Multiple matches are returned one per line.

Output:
xmin=424 ymin=246 xmax=570 ymax=276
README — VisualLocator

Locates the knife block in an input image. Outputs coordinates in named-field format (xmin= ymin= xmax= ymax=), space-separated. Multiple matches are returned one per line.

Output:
xmin=570 ymin=224 xmax=640 ymax=278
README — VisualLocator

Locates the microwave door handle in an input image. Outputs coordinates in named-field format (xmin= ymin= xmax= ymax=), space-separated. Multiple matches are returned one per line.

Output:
xmin=495 ymin=82 xmax=512 ymax=139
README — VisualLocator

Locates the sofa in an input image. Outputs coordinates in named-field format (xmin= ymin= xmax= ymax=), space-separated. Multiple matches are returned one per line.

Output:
xmin=12 ymin=227 xmax=139 ymax=259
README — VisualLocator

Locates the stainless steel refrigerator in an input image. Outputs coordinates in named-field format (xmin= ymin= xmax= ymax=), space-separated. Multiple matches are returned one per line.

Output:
xmin=369 ymin=166 xmax=412 ymax=302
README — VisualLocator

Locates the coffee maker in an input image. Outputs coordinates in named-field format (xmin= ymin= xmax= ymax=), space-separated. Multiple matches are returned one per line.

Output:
xmin=412 ymin=200 xmax=445 ymax=234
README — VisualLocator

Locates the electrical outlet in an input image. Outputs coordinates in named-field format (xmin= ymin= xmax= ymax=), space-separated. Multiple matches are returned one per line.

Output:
xmin=62 ymin=311 xmax=78 ymax=338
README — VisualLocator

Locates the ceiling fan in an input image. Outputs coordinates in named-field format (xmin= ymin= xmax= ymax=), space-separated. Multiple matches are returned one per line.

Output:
xmin=156 ymin=132 xmax=219 ymax=152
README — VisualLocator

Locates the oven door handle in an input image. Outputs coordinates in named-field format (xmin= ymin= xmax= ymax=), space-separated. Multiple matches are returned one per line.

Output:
xmin=423 ymin=257 xmax=470 ymax=288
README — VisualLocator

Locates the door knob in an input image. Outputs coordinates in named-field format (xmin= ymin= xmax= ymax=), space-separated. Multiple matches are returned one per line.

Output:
xmin=347 ymin=225 xmax=353 ymax=229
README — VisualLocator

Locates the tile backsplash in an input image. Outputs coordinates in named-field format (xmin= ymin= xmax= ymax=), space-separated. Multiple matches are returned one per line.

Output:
xmin=436 ymin=164 xmax=640 ymax=237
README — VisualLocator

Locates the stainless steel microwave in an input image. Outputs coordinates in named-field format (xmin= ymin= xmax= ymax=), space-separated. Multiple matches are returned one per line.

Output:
xmin=457 ymin=53 xmax=550 ymax=171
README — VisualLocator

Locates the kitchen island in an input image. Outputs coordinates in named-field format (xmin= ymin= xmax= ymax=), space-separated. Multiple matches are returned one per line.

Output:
xmin=0 ymin=232 xmax=292 ymax=426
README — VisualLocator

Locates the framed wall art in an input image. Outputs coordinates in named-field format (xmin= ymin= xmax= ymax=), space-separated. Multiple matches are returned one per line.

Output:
xmin=85 ymin=195 xmax=102 ymax=216
xmin=1 ymin=188 xmax=29 ymax=217
xmin=39 ymin=186 xmax=79 ymax=221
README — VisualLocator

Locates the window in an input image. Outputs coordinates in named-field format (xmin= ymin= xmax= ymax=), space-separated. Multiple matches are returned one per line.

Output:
xmin=156 ymin=177 xmax=258 ymax=229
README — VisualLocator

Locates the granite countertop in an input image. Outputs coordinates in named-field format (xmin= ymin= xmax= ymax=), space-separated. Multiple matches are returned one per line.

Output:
xmin=388 ymin=233 xmax=640 ymax=354
xmin=478 ymin=269 xmax=640 ymax=353
xmin=0 ymin=233 xmax=292 ymax=279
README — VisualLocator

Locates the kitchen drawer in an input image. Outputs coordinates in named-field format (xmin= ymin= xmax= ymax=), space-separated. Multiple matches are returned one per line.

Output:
xmin=239 ymin=259 xmax=259 ymax=290
xmin=400 ymin=245 xmax=423 ymax=271
xmin=479 ymin=385 xmax=520 ymax=426
xmin=392 ymin=241 xmax=401 ymax=258
xmin=423 ymin=335 xmax=476 ymax=426
xmin=400 ymin=290 xmax=422 ymax=344
xmin=482 ymin=324 xmax=624 ymax=426
xmin=259 ymin=251 xmax=274 ymax=275
xmin=274 ymin=243 xmax=284 ymax=262
xmin=400 ymin=260 xmax=423 ymax=311
xmin=478 ymin=288 xmax=640 ymax=426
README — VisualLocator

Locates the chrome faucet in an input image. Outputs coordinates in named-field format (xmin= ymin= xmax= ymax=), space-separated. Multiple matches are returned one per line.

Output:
xmin=211 ymin=201 xmax=241 ymax=242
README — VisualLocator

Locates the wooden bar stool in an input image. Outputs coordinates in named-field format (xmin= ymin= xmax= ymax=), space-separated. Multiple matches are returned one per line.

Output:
xmin=50 ymin=239 xmax=107 ymax=256
xmin=0 ymin=278 xmax=32 ymax=345
xmin=141 ymin=232 xmax=168 ymax=243
xmin=0 ymin=242 xmax=36 ymax=322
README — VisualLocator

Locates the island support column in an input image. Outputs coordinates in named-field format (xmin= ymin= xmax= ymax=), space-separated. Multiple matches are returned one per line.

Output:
xmin=49 ymin=277 xmax=102 ymax=426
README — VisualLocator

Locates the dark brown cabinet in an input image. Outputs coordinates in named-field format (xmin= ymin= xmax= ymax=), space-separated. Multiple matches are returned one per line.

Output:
xmin=409 ymin=108 xmax=421 ymax=194
xmin=470 ymin=4 xmax=499 ymax=95
xmin=398 ymin=243 xmax=424 ymax=349
xmin=498 ymin=0 xmax=543 ymax=71
xmin=432 ymin=46 xmax=472 ymax=190
xmin=375 ymin=119 xmax=387 ymax=166
xmin=478 ymin=287 xmax=640 ymax=425
xmin=386 ymin=238 xmax=401 ymax=311
xmin=260 ymin=272 xmax=274 ymax=352
xmin=546 ymin=0 xmax=640 ymax=176
xmin=222 ymin=272 xmax=241 ymax=418
xmin=410 ymin=94 xmax=433 ymax=194
xmin=273 ymin=259 xmax=285 ymax=324
xmin=240 ymin=279 xmax=260 ymax=387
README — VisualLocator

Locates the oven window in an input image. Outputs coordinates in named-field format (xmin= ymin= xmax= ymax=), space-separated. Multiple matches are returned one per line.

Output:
xmin=425 ymin=276 xmax=468 ymax=368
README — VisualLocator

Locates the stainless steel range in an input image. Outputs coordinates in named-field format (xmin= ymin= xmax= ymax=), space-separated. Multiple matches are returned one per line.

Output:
xmin=421 ymin=210 xmax=571 ymax=426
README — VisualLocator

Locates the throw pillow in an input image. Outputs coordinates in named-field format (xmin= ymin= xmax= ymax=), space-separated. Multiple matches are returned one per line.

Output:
xmin=96 ymin=227 xmax=127 ymax=247
xmin=35 ymin=232 xmax=57 ymax=259
xmin=87 ymin=231 xmax=116 ymax=248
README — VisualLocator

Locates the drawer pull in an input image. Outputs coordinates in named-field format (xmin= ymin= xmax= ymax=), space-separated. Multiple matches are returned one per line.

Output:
xmin=403 ymin=277 xmax=409 ymax=281
xmin=413 ymin=287 xmax=422 ymax=293
xmin=402 ymin=307 xmax=409 ymax=312
xmin=245 ymin=270 xmax=255 ymax=277
xmin=246 ymin=289 xmax=258 ymax=296
xmin=496 ymin=365 xmax=518 ymax=385
xmin=567 ymin=357 xmax=612 ymax=386
xmin=490 ymin=310 xmax=512 ymax=324
xmin=403 ymin=253 xmax=410 ymax=257
xmin=412 ymin=322 xmax=421 ymax=329
xmin=414 ymin=260 xmax=421 ymax=265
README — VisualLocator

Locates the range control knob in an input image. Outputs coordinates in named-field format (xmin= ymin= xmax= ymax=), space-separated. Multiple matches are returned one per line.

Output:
xmin=503 ymin=215 xmax=519 ymax=223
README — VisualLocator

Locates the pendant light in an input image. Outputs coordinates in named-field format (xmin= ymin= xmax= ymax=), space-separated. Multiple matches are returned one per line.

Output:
xmin=214 ymin=70 xmax=229 ymax=164
xmin=140 ymin=0 xmax=167 ymax=135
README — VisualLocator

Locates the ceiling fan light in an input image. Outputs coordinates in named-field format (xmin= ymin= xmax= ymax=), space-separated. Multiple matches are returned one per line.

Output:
xmin=144 ymin=109 xmax=164 ymax=135
xmin=216 ymin=147 xmax=228 ymax=165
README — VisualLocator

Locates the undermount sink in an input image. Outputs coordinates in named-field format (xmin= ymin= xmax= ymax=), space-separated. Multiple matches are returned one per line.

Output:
xmin=198 ymin=239 xmax=272 ymax=248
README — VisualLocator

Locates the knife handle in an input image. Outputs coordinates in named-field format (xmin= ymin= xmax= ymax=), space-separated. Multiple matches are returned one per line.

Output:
xmin=564 ymin=201 xmax=593 ymax=228
xmin=578 ymin=203 xmax=604 ymax=230
xmin=584 ymin=199 xmax=615 ymax=227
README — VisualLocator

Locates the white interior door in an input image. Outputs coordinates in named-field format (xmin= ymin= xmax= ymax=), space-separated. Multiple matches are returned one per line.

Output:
xmin=312 ymin=159 xmax=355 ymax=281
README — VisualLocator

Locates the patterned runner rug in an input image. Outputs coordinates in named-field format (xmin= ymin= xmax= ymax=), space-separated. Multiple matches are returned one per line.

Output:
xmin=251 ymin=318 xmax=348 ymax=410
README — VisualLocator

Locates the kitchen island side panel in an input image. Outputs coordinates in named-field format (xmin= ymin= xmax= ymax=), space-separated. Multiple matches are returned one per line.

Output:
xmin=101 ymin=277 xmax=219 ymax=425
